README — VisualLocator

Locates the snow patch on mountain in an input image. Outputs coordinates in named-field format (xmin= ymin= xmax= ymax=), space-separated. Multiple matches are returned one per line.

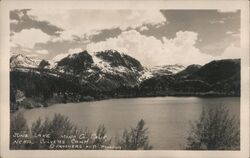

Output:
xmin=47 ymin=60 xmax=57 ymax=69
xmin=10 ymin=54 xmax=41 ymax=69
xmin=91 ymin=52 xmax=133 ymax=75
xmin=10 ymin=51 xmax=185 ymax=85
xmin=150 ymin=64 xmax=185 ymax=76
xmin=138 ymin=68 xmax=153 ymax=82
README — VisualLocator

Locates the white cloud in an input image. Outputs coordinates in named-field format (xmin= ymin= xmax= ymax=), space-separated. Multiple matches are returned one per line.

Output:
xmin=11 ymin=28 xmax=51 ymax=49
xmin=87 ymin=30 xmax=213 ymax=67
xmin=125 ymin=10 xmax=166 ymax=28
xmin=139 ymin=26 xmax=149 ymax=31
xmin=68 ymin=48 xmax=83 ymax=54
xmin=36 ymin=49 xmax=49 ymax=55
xmin=52 ymin=48 xmax=83 ymax=61
xmin=28 ymin=10 xmax=166 ymax=41
xmin=52 ymin=54 xmax=68 ymax=62
xmin=219 ymin=44 xmax=242 ymax=59
xmin=26 ymin=54 xmax=39 ymax=57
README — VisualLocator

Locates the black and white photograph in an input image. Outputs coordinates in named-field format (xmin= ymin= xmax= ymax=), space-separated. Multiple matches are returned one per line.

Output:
xmin=0 ymin=0 xmax=249 ymax=158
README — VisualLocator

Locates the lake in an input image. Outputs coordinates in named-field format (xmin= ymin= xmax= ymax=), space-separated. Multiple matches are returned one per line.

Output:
xmin=22 ymin=97 xmax=240 ymax=150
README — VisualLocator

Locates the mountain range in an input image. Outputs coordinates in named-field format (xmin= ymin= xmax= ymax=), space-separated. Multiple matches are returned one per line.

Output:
xmin=10 ymin=50 xmax=240 ymax=110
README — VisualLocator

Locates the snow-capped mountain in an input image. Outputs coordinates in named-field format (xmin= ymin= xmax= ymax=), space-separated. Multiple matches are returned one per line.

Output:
xmin=175 ymin=64 xmax=201 ymax=78
xmin=52 ymin=50 xmax=146 ymax=90
xmin=150 ymin=64 xmax=185 ymax=76
xmin=10 ymin=51 xmax=186 ymax=86
xmin=10 ymin=51 xmax=240 ymax=110
xmin=10 ymin=54 xmax=41 ymax=69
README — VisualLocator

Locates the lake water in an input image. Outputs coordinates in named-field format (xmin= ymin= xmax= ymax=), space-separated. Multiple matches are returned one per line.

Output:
xmin=22 ymin=97 xmax=240 ymax=150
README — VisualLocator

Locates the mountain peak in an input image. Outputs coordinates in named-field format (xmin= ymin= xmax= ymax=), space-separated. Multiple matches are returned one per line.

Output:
xmin=56 ymin=51 xmax=94 ymax=73
xmin=10 ymin=54 xmax=40 ymax=69
xmin=95 ymin=50 xmax=143 ymax=71
xmin=103 ymin=49 xmax=119 ymax=53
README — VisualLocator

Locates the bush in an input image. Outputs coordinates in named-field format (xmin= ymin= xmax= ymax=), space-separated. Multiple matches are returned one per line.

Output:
xmin=10 ymin=112 xmax=30 ymax=149
xmin=31 ymin=113 xmax=80 ymax=149
xmin=117 ymin=119 xmax=152 ymax=150
xmin=10 ymin=113 xmax=151 ymax=150
xmin=92 ymin=125 xmax=111 ymax=149
xmin=186 ymin=105 xmax=240 ymax=150
xmin=30 ymin=114 xmax=112 ymax=150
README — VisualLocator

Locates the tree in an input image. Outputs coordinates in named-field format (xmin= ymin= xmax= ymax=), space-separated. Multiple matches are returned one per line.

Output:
xmin=117 ymin=119 xmax=152 ymax=150
xmin=186 ymin=105 xmax=240 ymax=150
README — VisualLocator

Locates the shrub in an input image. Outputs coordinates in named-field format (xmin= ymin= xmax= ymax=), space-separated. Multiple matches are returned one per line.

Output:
xmin=117 ymin=119 xmax=152 ymax=150
xmin=10 ymin=112 xmax=30 ymax=149
xmin=31 ymin=113 xmax=79 ymax=149
xmin=92 ymin=125 xmax=111 ymax=149
xmin=30 ymin=114 xmax=112 ymax=150
xmin=186 ymin=105 xmax=240 ymax=150
xmin=10 ymin=113 xmax=152 ymax=150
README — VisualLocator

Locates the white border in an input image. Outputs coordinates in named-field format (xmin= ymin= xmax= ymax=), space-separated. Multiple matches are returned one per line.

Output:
xmin=0 ymin=1 xmax=249 ymax=158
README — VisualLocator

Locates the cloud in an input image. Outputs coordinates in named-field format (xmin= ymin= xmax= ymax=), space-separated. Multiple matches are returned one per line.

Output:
xmin=11 ymin=28 xmax=51 ymax=49
xmin=10 ymin=46 xmax=49 ymax=57
xmin=26 ymin=54 xmax=39 ymax=57
xmin=68 ymin=48 xmax=83 ymax=54
xmin=52 ymin=48 xmax=83 ymax=61
xmin=27 ymin=10 xmax=166 ymax=41
xmin=139 ymin=26 xmax=149 ymax=31
xmin=86 ymin=30 xmax=213 ymax=67
xmin=10 ymin=10 xmax=63 ymax=36
xmin=219 ymin=44 xmax=242 ymax=59
xmin=36 ymin=49 xmax=49 ymax=55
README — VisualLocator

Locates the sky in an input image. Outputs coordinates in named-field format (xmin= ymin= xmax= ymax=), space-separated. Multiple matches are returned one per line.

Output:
xmin=10 ymin=9 xmax=241 ymax=67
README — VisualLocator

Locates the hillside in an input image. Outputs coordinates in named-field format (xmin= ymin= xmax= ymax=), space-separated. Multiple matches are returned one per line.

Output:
xmin=139 ymin=59 xmax=240 ymax=97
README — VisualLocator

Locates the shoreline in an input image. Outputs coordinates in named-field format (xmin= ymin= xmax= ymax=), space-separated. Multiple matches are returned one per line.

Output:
xmin=11 ymin=93 xmax=240 ymax=112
